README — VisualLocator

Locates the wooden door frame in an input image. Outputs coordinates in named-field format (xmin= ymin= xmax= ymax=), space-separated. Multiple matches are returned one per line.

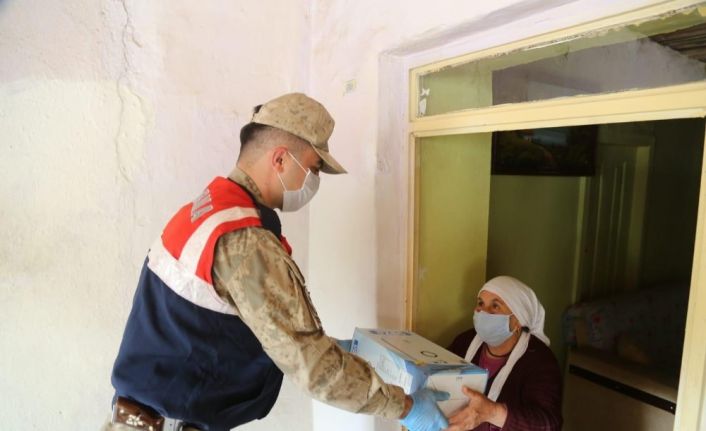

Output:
xmin=402 ymin=2 xmax=706 ymax=429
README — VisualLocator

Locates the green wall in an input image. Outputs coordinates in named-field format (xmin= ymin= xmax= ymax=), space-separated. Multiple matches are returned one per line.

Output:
xmin=419 ymin=62 xmax=493 ymax=116
xmin=416 ymin=133 xmax=492 ymax=348
xmin=639 ymin=118 xmax=705 ymax=287
xmin=486 ymin=175 xmax=584 ymax=364
xmin=414 ymin=119 xmax=704 ymax=363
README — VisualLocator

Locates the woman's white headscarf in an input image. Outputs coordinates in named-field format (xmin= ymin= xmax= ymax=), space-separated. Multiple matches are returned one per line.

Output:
xmin=464 ymin=276 xmax=549 ymax=401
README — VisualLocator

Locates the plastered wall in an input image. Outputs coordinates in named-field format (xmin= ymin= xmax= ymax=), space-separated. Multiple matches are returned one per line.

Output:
xmin=0 ymin=0 xmax=671 ymax=430
xmin=0 ymin=1 xmax=312 ymax=429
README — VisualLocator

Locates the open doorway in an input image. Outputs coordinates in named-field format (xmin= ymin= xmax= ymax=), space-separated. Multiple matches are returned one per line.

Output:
xmin=412 ymin=117 xmax=704 ymax=430
xmin=488 ymin=118 xmax=704 ymax=430
xmin=401 ymin=3 xmax=706 ymax=428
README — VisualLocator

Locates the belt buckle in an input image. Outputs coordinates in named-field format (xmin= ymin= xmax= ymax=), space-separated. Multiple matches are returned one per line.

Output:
xmin=112 ymin=396 xmax=174 ymax=431
xmin=162 ymin=418 xmax=184 ymax=431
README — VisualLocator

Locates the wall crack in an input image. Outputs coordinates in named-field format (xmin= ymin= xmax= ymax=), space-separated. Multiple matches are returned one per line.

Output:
xmin=114 ymin=0 xmax=146 ymax=183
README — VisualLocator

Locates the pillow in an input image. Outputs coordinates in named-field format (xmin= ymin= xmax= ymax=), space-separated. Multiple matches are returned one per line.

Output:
xmin=616 ymin=331 xmax=651 ymax=365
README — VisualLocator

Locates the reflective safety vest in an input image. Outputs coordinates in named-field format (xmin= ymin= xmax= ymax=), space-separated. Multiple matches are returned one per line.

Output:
xmin=111 ymin=177 xmax=288 ymax=431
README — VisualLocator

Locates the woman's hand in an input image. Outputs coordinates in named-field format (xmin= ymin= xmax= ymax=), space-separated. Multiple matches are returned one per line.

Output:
xmin=446 ymin=386 xmax=508 ymax=431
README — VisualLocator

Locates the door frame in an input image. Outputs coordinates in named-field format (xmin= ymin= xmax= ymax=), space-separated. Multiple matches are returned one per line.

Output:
xmin=401 ymin=2 xmax=706 ymax=430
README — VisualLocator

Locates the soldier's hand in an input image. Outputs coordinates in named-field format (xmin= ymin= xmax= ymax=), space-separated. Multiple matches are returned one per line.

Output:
xmin=399 ymin=388 xmax=449 ymax=431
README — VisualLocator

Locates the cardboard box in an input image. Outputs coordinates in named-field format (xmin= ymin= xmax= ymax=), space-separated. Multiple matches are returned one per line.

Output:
xmin=351 ymin=328 xmax=488 ymax=415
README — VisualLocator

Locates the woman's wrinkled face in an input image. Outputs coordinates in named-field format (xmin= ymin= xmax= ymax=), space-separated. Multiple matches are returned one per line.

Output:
xmin=475 ymin=290 xmax=512 ymax=314
xmin=476 ymin=290 xmax=520 ymax=332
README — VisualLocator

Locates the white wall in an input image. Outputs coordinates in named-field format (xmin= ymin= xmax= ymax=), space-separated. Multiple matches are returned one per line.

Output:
xmin=0 ymin=1 xmax=312 ymax=430
xmin=0 ymin=0 xmax=675 ymax=430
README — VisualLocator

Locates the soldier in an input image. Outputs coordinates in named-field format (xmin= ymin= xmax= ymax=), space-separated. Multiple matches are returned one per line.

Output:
xmin=106 ymin=93 xmax=449 ymax=431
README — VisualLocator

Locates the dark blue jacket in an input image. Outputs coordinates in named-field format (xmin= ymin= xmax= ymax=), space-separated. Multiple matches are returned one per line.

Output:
xmin=112 ymin=179 xmax=284 ymax=431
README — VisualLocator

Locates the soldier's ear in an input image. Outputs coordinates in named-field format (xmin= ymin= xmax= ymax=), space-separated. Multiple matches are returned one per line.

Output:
xmin=271 ymin=146 xmax=288 ymax=172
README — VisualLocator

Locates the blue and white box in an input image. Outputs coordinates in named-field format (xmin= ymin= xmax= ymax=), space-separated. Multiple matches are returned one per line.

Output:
xmin=351 ymin=328 xmax=488 ymax=415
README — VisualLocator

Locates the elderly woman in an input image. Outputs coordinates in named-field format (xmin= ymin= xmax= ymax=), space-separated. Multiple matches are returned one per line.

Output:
xmin=446 ymin=276 xmax=562 ymax=431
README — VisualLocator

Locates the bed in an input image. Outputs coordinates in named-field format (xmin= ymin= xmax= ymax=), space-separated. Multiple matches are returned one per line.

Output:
xmin=561 ymin=285 xmax=688 ymax=431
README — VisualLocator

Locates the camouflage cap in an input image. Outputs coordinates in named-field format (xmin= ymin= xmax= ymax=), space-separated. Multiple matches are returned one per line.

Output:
xmin=251 ymin=92 xmax=347 ymax=174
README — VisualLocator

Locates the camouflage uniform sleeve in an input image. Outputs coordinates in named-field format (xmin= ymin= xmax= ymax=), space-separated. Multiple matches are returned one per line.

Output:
xmin=211 ymin=227 xmax=406 ymax=419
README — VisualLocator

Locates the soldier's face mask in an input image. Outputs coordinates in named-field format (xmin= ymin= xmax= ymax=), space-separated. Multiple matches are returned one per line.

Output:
xmin=277 ymin=151 xmax=320 ymax=212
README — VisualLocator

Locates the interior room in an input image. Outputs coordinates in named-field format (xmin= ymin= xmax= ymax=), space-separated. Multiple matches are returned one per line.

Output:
xmin=500 ymin=119 xmax=702 ymax=429
xmin=414 ymin=118 xmax=704 ymax=430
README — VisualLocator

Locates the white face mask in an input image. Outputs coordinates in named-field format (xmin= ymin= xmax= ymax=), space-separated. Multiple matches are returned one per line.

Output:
xmin=277 ymin=152 xmax=320 ymax=212
xmin=473 ymin=310 xmax=516 ymax=347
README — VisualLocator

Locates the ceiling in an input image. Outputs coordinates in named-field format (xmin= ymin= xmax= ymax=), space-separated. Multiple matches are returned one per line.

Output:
xmin=651 ymin=22 xmax=706 ymax=63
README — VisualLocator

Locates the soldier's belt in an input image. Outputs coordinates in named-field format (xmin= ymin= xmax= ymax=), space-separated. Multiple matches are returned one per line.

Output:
xmin=112 ymin=396 xmax=188 ymax=431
